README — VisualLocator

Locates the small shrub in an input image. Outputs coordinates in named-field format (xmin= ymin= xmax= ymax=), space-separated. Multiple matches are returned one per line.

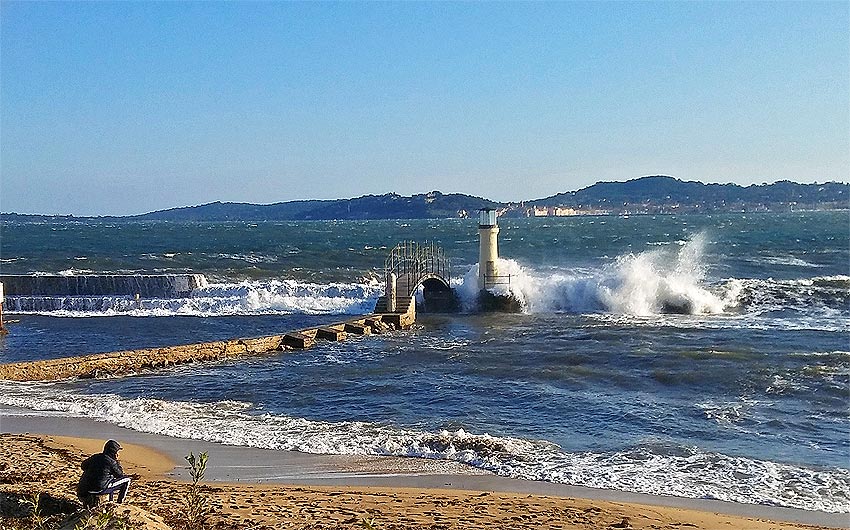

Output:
xmin=360 ymin=516 xmax=381 ymax=530
xmin=73 ymin=504 xmax=131 ymax=530
xmin=20 ymin=493 xmax=48 ymax=530
xmin=182 ymin=451 xmax=210 ymax=530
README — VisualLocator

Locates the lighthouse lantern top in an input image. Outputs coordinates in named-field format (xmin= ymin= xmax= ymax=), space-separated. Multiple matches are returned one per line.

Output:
xmin=478 ymin=208 xmax=498 ymax=228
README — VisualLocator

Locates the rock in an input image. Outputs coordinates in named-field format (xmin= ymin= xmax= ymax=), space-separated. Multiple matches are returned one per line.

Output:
xmin=57 ymin=503 xmax=172 ymax=530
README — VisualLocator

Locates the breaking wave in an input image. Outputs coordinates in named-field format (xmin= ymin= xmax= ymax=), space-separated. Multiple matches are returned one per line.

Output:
xmin=1 ymin=382 xmax=847 ymax=513
xmin=6 ymin=234 xmax=846 ymax=326
xmin=4 ymin=279 xmax=382 ymax=317
xmin=457 ymin=234 xmax=730 ymax=315
xmin=455 ymin=235 xmax=847 ymax=328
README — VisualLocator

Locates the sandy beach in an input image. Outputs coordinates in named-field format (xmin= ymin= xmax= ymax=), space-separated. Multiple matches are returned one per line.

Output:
xmin=1 ymin=412 xmax=846 ymax=530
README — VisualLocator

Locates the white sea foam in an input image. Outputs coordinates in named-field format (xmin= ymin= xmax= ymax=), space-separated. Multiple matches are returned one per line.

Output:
xmin=750 ymin=255 xmax=824 ymax=268
xmin=58 ymin=268 xmax=95 ymax=276
xmin=206 ymin=253 xmax=280 ymax=264
xmin=457 ymin=234 xmax=734 ymax=316
xmin=583 ymin=308 xmax=848 ymax=334
xmin=450 ymin=236 xmax=847 ymax=332
xmin=697 ymin=399 xmax=753 ymax=425
xmin=4 ymin=279 xmax=382 ymax=317
xmin=1 ymin=382 xmax=847 ymax=513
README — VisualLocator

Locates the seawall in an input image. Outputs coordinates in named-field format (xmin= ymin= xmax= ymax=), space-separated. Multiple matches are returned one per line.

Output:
xmin=0 ymin=274 xmax=208 ymax=298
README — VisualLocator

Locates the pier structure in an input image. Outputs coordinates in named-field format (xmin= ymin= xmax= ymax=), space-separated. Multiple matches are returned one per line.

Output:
xmin=0 ymin=242 xmax=454 ymax=382
xmin=374 ymin=241 xmax=457 ymax=314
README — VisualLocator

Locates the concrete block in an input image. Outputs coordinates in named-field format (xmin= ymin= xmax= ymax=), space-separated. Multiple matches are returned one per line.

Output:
xmin=317 ymin=327 xmax=347 ymax=341
xmin=283 ymin=332 xmax=316 ymax=349
xmin=344 ymin=322 xmax=371 ymax=335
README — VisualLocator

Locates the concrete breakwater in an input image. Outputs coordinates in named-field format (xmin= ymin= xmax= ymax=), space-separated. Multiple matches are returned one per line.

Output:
xmin=0 ymin=274 xmax=208 ymax=298
xmin=0 ymin=311 xmax=414 ymax=382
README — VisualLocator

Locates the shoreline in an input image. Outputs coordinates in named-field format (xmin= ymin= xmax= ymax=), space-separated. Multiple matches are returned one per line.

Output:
xmin=1 ymin=408 xmax=847 ymax=529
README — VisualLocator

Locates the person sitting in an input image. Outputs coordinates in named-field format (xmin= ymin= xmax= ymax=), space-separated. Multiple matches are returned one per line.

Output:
xmin=76 ymin=439 xmax=131 ymax=508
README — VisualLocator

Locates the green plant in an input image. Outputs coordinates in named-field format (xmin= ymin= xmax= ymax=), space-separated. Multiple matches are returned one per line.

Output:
xmin=360 ymin=516 xmax=381 ymax=530
xmin=74 ymin=507 xmax=122 ymax=530
xmin=20 ymin=493 xmax=47 ymax=530
xmin=182 ymin=451 xmax=210 ymax=530
xmin=73 ymin=505 xmax=130 ymax=530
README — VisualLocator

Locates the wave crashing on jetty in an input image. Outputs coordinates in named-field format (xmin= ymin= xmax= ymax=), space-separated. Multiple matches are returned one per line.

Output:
xmin=5 ymin=233 xmax=847 ymax=334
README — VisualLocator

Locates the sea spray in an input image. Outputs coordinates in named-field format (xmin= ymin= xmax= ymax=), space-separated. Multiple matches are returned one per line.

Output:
xmin=455 ymin=233 xmax=732 ymax=315
xmin=596 ymin=232 xmax=727 ymax=315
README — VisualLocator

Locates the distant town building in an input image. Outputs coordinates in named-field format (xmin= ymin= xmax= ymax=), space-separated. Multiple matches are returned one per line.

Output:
xmin=526 ymin=206 xmax=598 ymax=217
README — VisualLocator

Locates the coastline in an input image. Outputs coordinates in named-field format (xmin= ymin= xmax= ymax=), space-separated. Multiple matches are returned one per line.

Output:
xmin=1 ymin=408 xmax=846 ymax=529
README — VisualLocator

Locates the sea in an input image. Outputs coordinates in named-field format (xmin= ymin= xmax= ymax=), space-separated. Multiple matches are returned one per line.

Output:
xmin=0 ymin=212 xmax=848 ymax=513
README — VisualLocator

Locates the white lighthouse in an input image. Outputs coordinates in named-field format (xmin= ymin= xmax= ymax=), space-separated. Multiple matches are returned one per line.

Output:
xmin=478 ymin=208 xmax=499 ymax=291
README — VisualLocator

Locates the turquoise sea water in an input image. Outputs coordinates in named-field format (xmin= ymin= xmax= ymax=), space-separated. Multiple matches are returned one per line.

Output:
xmin=1 ymin=212 xmax=848 ymax=512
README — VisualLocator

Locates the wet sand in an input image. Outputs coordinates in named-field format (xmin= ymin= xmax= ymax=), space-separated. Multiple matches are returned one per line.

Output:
xmin=1 ymin=409 xmax=847 ymax=529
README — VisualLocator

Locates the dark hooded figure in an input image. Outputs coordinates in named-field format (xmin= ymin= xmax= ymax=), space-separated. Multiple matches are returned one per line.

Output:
xmin=76 ymin=439 xmax=131 ymax=508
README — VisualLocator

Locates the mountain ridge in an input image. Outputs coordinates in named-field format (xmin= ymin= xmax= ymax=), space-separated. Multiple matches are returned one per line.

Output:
xmin=3 ymin=176 xmax=847 ymax=221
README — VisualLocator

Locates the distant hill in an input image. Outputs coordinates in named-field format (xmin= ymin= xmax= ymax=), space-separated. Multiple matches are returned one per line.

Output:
xmin=531 ymin=176 xmax=849 ymax=214
xmin=2 ymin=177 xmax=847 ymax=221
xmin=129 ymin=191 xmax=500 ymax=221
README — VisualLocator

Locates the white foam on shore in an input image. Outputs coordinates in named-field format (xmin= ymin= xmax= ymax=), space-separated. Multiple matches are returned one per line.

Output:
xmin=1 ymin=381 xmax=847 ymax=513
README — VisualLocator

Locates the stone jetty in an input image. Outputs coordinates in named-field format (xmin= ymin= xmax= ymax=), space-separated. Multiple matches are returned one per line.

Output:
xmin=0 ymin=311 xmax=414 ymax=382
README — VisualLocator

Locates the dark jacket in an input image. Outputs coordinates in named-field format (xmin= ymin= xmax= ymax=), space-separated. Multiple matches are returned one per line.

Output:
xmin=77 ymin=450 xmax=124 ymax=495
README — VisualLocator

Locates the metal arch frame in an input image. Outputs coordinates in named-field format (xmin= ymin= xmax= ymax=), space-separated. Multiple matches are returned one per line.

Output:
xmin=384 ymin=241 xmax=451 ymax=297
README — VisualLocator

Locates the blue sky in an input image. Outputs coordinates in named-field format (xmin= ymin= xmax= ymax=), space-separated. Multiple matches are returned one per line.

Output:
xmin=1 ymin=1 xmax=847 ymax=216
